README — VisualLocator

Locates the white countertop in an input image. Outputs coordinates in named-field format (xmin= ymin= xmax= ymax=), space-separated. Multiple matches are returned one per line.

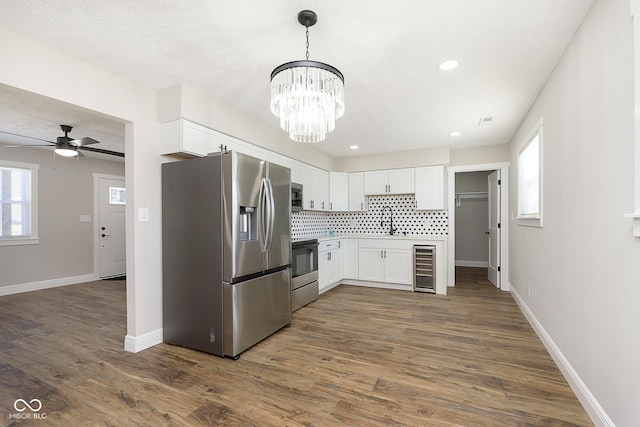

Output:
xmin=300 ymin=234 xmax=447 ymax=242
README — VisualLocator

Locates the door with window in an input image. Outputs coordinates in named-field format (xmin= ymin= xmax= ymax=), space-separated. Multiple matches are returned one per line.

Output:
xmin=98 ymin=177 xmax=126 ymax=278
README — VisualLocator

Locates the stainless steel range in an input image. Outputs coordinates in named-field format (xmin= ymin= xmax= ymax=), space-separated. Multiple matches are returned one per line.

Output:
xmin=291 ymin=239 xmax=319 ymax=311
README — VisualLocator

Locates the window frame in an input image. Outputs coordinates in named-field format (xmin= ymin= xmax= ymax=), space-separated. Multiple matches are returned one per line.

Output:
xmin=517 ymin=118 xmax=544 ymax=227
xmin=0 ymin=160 xmax=39 ymax=246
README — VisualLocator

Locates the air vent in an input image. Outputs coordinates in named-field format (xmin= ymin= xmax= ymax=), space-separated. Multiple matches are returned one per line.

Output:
xmin=478 ymin=116 xmax=493 ymax=126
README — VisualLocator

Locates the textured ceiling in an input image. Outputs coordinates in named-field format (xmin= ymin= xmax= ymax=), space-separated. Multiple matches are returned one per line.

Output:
xmin=0 ymin=0 xmax=594 ymax=159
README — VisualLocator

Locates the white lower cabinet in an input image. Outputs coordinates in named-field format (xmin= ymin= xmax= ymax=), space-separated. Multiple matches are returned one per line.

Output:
xmin=357 ymin=240 xmax=413 ymax=285
xmin=358 ymin=247 xmax=386 ymax=282
xmin=341 ymin=239 xmax=359 ymax=279
xmin=318 ymin=240 xmax=343 ymax=291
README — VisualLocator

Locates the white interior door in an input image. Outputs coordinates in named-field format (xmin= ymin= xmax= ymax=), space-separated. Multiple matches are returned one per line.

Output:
xmin=98 ymin=177 xmax=126 ymax=278
xmin=487 ymin=170 xmax=500 ymax=287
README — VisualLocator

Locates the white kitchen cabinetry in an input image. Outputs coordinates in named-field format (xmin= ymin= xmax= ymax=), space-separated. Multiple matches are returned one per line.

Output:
xmin=364 ymin=168 xmax=415 ymax=195
xmin=221 ymin=134 xmax=252 ymax=156
xmin=357 ymin=239 xmax=413 ymax=285
xmin=329 ymin=172 xmax=348 ymax=211
xmin=358 ymin=247 xmax=386 ymax=282
xmin=341 ymin=238 xmax=359 ymax=279
xmin=299 ymin=164 xmax=329 ymax=211
xmin=251 ymin=145 xmax=267 ymax=160
xmin=318 ymin=239 xmax=343 ymax=292
xmin=415 ymin=165 xmax=445 ymax=210
xmin=161 ymin=119 xmax=222 ymax=157
xmin=267 ymin=151 xmax=299 ymax=183
xmin=348 ymin=172 xmax=368 ymax=211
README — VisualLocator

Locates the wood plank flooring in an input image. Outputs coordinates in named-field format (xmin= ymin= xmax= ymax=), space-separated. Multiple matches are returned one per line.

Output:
xmin=0 ymin=268 xmax=592 ymax=426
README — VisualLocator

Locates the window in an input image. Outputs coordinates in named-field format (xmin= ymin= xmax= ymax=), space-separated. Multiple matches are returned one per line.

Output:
xmin=518 ymin=118 xmax=543 ymax=227
xmin=0 ymin=160 xmax=39 ymax=245
xmin=109 ymin=186 xmax=126 ymax=205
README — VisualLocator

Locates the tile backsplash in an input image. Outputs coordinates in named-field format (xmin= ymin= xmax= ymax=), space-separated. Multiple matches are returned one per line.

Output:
xmin=291 ymin=195 xmax=448 ymax=238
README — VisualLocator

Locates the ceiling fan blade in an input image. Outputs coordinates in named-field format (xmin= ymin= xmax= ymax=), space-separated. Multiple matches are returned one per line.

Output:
xmin=71 ymin=136 xmax=99 ymax=146
xmin=0 ymin=129 xmax=55 ymax=144
xmin=0 ymin=144 xmax=53 ymax=148
xmin=78 ymin=145 xmax=125 ymax=158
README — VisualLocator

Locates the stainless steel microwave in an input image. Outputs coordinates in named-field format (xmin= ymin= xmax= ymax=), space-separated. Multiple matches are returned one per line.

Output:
xmin=291 ymin=182 xmax=303 ymax=212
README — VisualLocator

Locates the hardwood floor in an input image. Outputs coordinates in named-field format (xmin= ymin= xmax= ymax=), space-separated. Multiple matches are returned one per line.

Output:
xmin=0 ymin=268 xmax=592 ymax=426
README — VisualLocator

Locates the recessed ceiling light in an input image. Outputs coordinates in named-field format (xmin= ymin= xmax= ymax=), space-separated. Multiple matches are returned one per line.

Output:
xmin=449 ymin=131 xmax=461 ymax=137
xmin=349 ymin=145 xmax=359 ymax=150
xmin=438 ymin=60 xmax=459 ymax=71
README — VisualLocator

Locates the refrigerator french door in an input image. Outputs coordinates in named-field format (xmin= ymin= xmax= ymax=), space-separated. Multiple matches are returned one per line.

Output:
xmin=162 ymin=151 xmax=292 ymax=359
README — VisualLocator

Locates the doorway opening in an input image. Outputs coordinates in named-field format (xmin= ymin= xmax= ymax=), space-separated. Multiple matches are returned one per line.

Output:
xmin=447 ymin=163 xmax=509 ymax=291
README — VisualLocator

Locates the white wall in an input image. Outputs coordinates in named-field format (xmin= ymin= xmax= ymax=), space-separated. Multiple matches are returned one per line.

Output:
xmin=508 ymin=0 xmax=640 ymax=425
xmin=0 ymin=28 xmax=164 ymax=351
xmin=0 ymin=147 xmax=124 ymax=287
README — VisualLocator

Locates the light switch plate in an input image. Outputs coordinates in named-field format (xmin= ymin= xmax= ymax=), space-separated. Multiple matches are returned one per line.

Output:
xmin=138 ymin=207 xmax=150 ymax=223
xmin=79 ymin=215 xmax=91 ymax=222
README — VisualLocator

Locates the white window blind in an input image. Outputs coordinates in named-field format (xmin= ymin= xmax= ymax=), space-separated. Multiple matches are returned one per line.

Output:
xmin=518 ymin=119 xmax=543 ymax=227
xmin=0 ymin=161 xmax=39 ymax=245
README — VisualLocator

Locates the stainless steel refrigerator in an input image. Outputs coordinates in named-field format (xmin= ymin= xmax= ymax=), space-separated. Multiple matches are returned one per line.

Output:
xmin=162 ymin=151 xmax=292 ymax=358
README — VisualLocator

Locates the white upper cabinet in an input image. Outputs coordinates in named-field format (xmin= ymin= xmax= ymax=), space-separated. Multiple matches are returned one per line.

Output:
xmin=364 ymin=168 xmax=414 ymax=195
xmin=329 ymin=172 xmax=348 ymax=211
xmin=415 ymin=165 xmax=445 ymax=210
xmin=267 ymin=151 xmax=299 ymax=183
xmin=299 ymin=164 xmax=329 ymax=211
xmin=161 ymin=119 xmax=221 ymax=158
xmin=316 ymin=168 xmax=330 ymax=211
xmin=363 ymin=170 xmax=387 ymax=195
xmin=251 ymin=145 xmax=267 ymax=160
xmin=160 ymin=119 xmax=256 ymax=158
xmin=388 ymin=168 xmax=415 ymax=194
xmin=348 ymin=172 xmax=368 ymax=211
xmin=221 ymin=134 xmax=252 ymax=156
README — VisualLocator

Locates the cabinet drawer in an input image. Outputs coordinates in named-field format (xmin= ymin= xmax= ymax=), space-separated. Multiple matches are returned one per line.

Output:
xmin=319 ymin=240 xmax=340 ymax=252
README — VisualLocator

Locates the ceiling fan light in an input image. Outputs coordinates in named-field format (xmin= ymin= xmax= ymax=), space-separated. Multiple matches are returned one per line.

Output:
xmin=55 ymin=142 xmax=78 ymax=157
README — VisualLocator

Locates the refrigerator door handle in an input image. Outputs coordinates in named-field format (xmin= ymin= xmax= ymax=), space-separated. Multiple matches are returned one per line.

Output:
xmin=258 ymin=178 xmax=268 ymax=253
xmin=264 ymin=178 xmax=275 ymax=251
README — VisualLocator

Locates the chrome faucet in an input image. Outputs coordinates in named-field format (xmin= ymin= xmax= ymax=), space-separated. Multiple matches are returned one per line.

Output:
xmin=380 ymin=205 xmax=397 ymax=235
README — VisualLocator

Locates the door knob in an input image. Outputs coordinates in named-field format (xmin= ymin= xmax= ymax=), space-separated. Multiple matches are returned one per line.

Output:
xmin=484 ymin=231 xmax=490 ymax=235
xmin=101 ymin=234 xmax=111 ymax=237
xmin=101 ymin=226 xmax=106 ymax=230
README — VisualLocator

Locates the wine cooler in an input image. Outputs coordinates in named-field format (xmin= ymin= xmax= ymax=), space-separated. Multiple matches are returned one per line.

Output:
xmin=413 ymin=245 xmax=435 ymax=293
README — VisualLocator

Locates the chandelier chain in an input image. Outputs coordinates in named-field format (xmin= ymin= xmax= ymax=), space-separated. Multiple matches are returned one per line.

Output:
xmin=305 ymin=26 xmax=310 ymax=60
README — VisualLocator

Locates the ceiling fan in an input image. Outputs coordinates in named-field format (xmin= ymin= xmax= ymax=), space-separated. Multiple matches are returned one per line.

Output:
xmin=0 ymin=124 xmax=124 ymax=158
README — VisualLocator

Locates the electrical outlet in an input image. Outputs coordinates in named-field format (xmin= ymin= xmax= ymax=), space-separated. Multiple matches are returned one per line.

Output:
xmin=527 ymin=284 xmax=531 ymax=296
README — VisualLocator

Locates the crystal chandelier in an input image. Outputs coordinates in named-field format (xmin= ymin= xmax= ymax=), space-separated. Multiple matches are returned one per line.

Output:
xmin=270 ymin=10 xmax=345 ymax=143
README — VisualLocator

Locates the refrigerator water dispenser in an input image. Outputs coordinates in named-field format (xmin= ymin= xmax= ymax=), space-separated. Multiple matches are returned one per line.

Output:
xmin=239 ymin=206 xmax=257 ymax=241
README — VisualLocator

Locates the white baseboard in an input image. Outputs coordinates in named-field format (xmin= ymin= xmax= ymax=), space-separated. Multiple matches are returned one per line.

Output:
xmin=455 ymin=260 xmax=489 ymax=267
xmin=340 ymin=279 xmax=411 ymax=292
xmin=319 ymin=280 xmax=341 ymax=294
xmin=0 ymin=273 xmax=99 ymax=296
xmin=510 ymin=288 xmax=614 ymax=427
xmin=124 ymin=328 xmax=163 ymax=353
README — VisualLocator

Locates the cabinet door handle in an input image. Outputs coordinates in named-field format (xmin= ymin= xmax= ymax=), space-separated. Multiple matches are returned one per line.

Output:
xmin=330 ymin=202 xmax=332 ymax=210
xmin=381 ymin=250 xmax=384 ymax=258
xmin=328 ymin=252 xmax=332 ymax=261
xmin=361 ymin=202 xmax=363 ymax=210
